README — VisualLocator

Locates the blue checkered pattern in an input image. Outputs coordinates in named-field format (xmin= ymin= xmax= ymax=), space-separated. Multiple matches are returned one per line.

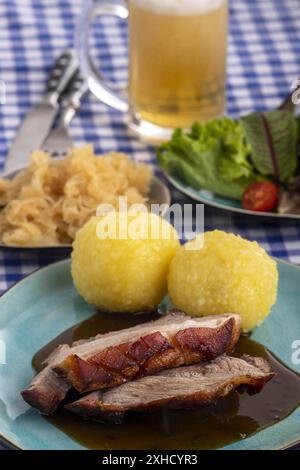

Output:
xmin=0 ymin=0 xmax=300 ymax=296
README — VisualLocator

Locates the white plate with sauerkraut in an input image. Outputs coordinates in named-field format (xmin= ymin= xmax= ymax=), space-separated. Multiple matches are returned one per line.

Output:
xmin=0 ymin=145 xmax=170 ymax=249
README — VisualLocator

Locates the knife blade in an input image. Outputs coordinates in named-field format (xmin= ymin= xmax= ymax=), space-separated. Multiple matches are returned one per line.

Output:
xmin=4 ymin=50 xmax=78 ymax=172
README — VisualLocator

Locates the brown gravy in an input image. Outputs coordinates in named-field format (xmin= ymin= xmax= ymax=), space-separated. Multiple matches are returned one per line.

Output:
xmin=33 ymin=311 xmax=300 ymax=450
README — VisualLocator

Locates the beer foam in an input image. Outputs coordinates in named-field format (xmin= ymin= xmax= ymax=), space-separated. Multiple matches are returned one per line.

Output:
xmin=131 ymin=0 xmax=226 ymax=16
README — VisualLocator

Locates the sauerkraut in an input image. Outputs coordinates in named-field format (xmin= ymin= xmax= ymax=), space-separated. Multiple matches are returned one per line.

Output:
xmin=0 ymin=146 xmax=152 ymax=246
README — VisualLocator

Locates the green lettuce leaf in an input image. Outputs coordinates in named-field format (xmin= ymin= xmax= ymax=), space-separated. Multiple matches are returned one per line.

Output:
xmin=157 ymin=118 xmax=256 ymax=200
xmin=240 ymin=110 xmax=298 ymax=183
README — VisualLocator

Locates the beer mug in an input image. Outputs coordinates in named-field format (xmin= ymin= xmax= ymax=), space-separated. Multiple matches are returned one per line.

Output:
xmin=76 ymin=0 xmax=228 ymax=142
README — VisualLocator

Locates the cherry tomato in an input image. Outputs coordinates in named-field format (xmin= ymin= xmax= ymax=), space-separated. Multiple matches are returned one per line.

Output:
xmin=242 ymin=182 xmax=279 ymax=212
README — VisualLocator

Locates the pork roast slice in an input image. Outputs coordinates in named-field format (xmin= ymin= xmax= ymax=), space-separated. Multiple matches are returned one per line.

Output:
xmin=65 ymin=355 xmax=274 ymax=423
xmin=21 ymin=310 xmax=241 ymax=413
xmin=21 ymin=310 xmax=184 ymax=414
xmin=54 ymin=312 xmax=241 ymax=393
xmin=21 ymin=345 xmax=70 ymax=415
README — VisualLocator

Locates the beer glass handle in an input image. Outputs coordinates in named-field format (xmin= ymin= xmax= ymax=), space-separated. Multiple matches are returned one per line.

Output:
xmin=75 ymin=0 xmax=129 ymax=113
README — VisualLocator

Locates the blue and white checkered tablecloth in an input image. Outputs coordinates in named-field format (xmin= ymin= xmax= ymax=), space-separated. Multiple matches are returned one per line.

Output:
xmin=0 ymin=0 xmax=300 ymax=452
xmin=0 ymin=0 xmax=300 ymax=292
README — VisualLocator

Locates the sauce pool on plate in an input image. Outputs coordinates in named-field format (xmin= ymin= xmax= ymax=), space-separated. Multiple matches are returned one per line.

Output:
xmin=33 ymin=311 xmax=300 ymax=450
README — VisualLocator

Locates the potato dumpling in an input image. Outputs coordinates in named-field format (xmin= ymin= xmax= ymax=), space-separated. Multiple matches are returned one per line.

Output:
xmin=72 ymin=212 xmax=179 ymax=312
xmin=168 ymin=230 xmax=278 ymax=332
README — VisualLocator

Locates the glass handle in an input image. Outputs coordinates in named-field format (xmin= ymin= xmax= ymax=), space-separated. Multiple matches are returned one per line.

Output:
xmin=75 ymin=0 xmax=129 ymax=113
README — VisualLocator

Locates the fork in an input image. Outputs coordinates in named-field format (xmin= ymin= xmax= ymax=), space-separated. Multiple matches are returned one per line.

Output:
xmin=42 ymin=68 xmax=88 ymax=157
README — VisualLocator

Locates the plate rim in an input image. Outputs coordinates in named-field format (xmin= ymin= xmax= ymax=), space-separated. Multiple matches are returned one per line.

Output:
xmin=0 ymin=258 xmax=71 ymax=451
xmin=0 ymin=257 xmax=299 ymax=451
xmin=0 ymin=432 xmax=21 ymax=450
xmin=166 ymin=174 xmax=300 ymax=221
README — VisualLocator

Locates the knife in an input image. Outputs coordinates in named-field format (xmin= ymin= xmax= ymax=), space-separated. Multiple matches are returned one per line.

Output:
xmin=4 ymin=50 xmax=78 ymax=172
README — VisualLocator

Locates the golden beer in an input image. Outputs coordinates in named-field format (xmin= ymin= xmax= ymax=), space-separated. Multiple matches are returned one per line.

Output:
xmin=129 ymin=0 xmax=228 ymax=129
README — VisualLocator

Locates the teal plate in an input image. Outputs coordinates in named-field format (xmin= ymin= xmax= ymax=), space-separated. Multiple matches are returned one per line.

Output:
xmin=167 ymin=174 xmax=300 ymax=221
xmin=0 ymin=259 xmax=299 ymax=450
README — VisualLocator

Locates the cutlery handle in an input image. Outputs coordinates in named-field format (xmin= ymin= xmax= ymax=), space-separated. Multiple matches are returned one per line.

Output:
xmin=45 ymin=50 xmax=78 ymax=106
xmin=58 ymin=69 xmax=89 ymax=127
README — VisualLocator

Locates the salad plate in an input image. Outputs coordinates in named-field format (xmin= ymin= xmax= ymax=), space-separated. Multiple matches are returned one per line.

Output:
xmin=157 ymin=110 xmax=300 ymax=220
xmin=0 ymin=258 xmax=299 ymax=450
xmin=166 ymin=173 xmax=300 ymax=221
